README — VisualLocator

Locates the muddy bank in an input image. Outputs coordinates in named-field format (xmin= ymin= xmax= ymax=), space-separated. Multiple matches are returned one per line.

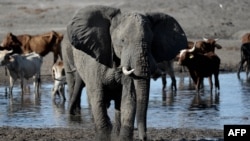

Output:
xmin=0 ymin=126 xmax=223 ymax=141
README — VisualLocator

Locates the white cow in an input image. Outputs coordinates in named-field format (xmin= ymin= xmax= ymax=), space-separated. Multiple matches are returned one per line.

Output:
xmin=0 ymin=49 xmax=43 ymax=95
xmin=51 ymin=60 xmax=66 ymax=101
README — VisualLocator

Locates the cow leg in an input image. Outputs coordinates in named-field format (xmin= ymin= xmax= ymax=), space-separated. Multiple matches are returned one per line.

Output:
xmin=23 ymin=79 xmax=29 ymax=93
xmin=247 ymin=60 xmax=250 ymax=78
xmin=9 ymin=77 xmax=15 ymax=96
xmin=189 ymin=71 xmax=197 ymax=87
xmin=52 ymin=83 xmax=59 ymax=100
xmin=237 ymin=59 xmax=245 ymax=79
xmin=208 ymin=76 xmax=213 ymax=91
xmin=34 ymin=73 xmax=40 ymax=96
xmin=170 ymin=76 xmax=177 ymax=91
xmin=214 ymin=73 xmax=220 ymax=91
xmin=196 ymin=78 xmax=200 ymax=92
xmin=59 ymin=84 xmax=66 ymax=101
xmin=161 ymin=73 xmax=167 ymax=90
xmin=35 ymin=77 xmax=38 ymax=95
xmin=196 ymin=77 xmax=203 ymax=92
xmin=20 ymin=78 xmax=25 ymax=95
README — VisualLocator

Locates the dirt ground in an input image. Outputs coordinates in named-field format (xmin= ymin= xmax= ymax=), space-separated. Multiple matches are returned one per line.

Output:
xmin=1 ymin=0 xmax=250 ymax=140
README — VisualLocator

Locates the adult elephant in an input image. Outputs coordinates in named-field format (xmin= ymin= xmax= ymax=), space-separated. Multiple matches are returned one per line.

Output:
xmin=62 ymin=5 xmax=187 ymax=141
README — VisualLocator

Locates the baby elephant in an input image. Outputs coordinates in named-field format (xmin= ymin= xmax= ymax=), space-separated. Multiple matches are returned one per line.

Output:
xmin=51 ymin=60 xmax=66 ymax=101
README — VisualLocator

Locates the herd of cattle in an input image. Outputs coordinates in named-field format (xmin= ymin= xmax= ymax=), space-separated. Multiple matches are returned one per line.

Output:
xmin=0 ymin=31 xmax=250 ymax=99
xmin=0 ymin=31 xmax=64 ymax=99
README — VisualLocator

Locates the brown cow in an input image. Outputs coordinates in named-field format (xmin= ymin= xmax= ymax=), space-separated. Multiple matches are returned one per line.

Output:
xmin=242 ymin=33 xmax=250 ymax=44
xmin=178 ymin=38 xmax=222 ymax=72
xmin=0 ymin=31 xmax=63 ymax=63
xmin=237 ymin=33 xmax=250 ymax=78
xmin=178 ymin=44 xmax=221 ymax=92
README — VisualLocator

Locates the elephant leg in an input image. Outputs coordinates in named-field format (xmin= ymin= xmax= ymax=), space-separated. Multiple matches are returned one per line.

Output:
xmin=66 ymin=71 xmax=75 ymax=100
xmin=87 ymin=87 xmax=112 ymax=141
xmin=111 ymin=94 xmax=122 ymax=141
xmin=69 ymin=72 xmax=85 ymax=115
xmin=119 ymin=78 xmax=136 ymax=141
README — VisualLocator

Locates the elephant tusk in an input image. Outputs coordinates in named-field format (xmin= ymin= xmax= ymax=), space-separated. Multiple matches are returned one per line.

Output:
xmin=122 ymin=67 xmax=135 ymax=75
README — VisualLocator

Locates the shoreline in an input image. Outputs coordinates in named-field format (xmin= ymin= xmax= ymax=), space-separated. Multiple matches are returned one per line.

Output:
xmin=0 ymin=126 xmax=224 ymax=141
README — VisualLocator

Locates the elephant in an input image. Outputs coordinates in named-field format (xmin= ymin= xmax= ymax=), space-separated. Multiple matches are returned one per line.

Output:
xmin=62 ymin=5 xmax=187 ymax=141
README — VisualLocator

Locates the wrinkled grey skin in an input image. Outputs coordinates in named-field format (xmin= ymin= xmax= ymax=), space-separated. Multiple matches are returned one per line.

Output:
xmin=62 ymin=5 xmax=187 ymax=141
xmin=61 ymin=34 xmax=85 ymax=113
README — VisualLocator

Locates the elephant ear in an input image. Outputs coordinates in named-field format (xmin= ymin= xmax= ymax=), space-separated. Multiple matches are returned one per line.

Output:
xmin=67 ymin=5 xmax=121 ymax=68
xmin=146 ymin=13 xmax=188 ymax=62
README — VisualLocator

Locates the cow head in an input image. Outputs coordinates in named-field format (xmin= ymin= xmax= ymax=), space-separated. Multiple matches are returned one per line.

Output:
xmin=52 ymin=60 xmax=65 ymax=81
xmin=241 ymin=33 xmax=250 ymax=44
xmin=1 ymin=33 xmax=21 ymax=47
xmin=202 ymin=37 xmax=222 ymax=52
xmin=0 ymin=49 xmax=14 ymax=66
xmin=0 ymin=33 xmax=22 ymax=53
xmin=178 ymin=42 xmax=196 ymax=66
xmin=188 ymin=38 xmax=222 ymax=53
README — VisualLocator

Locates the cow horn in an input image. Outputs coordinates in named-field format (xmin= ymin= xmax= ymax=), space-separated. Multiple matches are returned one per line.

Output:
xmin=122 ymin=67 xmax=134 ymax=75
xmin=7 ymin=49 xmax=13 ymax=54
xmin=188 ymin=42 xmax=196 ymax=52
xmin=4 ymin=49 xmax=13 ymax=54
xmin=214 ymin=38 xmax=219 ymax=41
xmin=0 ymin=48 xmax=13 ymax=53
xmin=203 ymin=37 xmax=208 ymax=42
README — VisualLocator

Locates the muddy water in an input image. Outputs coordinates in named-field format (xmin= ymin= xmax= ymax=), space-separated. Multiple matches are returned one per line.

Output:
xmin=0 ymin=73 xmax=250 ymax=130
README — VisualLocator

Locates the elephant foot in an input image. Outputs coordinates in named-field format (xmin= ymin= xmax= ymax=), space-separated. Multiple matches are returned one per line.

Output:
xmin=119 ymin=136 xmax=133 ymax=141
xmin=119 ymin=126 xmax=134 ymax=141
xmin=94 ymin=134 xmax=110 ymax=141
xmin=111 ymin=125 xmax=120 ymax=141
xmin=95 ymin=129 xmax=112 ymax=141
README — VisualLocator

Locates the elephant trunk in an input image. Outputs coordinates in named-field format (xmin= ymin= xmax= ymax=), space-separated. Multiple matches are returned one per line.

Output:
xmin=134 ymin=78 xmax=150 ymax=140
xmin=133 ymin=43 xmax=151 ymax=140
